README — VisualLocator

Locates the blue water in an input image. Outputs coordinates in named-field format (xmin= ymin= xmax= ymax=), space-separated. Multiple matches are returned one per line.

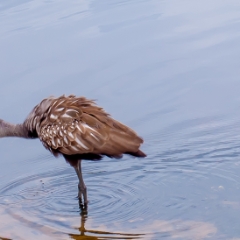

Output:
xmin=0 ymin=0 xmax=240 ymax=239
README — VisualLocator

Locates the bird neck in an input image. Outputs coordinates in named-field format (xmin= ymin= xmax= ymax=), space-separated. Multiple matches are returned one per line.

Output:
xmin=0 ymin=120 xmax=30 ymax=138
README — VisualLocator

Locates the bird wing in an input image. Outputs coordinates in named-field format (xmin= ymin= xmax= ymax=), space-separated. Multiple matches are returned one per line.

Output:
xmin=35 ymin=95 xmax=143 ymax=157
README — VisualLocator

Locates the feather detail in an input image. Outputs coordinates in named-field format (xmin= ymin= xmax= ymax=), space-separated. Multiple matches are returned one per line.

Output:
xmin=24 ymin=95 xmax=146 ymax=159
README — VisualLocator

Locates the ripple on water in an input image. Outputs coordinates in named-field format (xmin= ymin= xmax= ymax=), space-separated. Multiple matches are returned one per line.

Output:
xmin=139 ymin=115 xmax=240 ymax=221
xmin=0 ymin=169 xmax=79 ymax=216
xmin=0 ymin=158 xmax=151 ymax=238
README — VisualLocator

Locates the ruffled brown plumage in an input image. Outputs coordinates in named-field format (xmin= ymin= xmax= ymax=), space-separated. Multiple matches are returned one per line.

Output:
xmin=0 ymin=95 xmax=146 ymax=206
xmin=24 ymin=95 xmax=146 ymax=160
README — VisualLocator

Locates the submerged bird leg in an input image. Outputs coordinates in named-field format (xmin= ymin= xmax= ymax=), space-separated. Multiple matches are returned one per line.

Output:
xmin=74 ymin=160 xmax=88 ymax=206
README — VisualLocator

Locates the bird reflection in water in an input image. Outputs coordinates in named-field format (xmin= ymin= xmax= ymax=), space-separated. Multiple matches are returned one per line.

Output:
xmin=0 ymin=95 xmax=146 ymax=208
xmin=69 ymin=207 xmax=144 ymax=240
xmin=0 ymin=237 xmax=11 ymax=240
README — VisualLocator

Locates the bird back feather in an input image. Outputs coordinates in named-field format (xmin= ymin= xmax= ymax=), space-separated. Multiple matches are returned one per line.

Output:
xmin=24 ymin=95 xmax=146 ymax=159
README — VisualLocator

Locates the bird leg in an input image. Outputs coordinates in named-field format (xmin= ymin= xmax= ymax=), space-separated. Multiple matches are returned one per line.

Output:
xmin=74 ymin=160 xmax=88 ymax=206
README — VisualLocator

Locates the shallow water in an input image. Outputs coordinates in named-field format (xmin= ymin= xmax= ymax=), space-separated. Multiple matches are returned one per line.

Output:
xmin=1 ymin=0 xmax=240 ymax=239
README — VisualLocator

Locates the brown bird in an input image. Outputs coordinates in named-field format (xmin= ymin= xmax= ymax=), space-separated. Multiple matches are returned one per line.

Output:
xmin=0 ymin=95 xmax=146 ymax=206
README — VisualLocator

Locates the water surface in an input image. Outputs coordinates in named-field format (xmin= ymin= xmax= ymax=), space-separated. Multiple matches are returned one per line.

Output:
xmin=0 ymin=0 xmax=240 ymax=239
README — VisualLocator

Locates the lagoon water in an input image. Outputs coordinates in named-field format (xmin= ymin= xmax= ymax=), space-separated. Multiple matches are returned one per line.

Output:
xmin=1 ymin=0 xmax=240 ymax=239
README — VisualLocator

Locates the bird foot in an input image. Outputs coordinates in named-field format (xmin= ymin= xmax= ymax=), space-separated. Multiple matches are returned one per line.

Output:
xmin=78 ymin=195 xmax=88 ymax=211
xmin=78 ymin=184 xmax=88 ymax=204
